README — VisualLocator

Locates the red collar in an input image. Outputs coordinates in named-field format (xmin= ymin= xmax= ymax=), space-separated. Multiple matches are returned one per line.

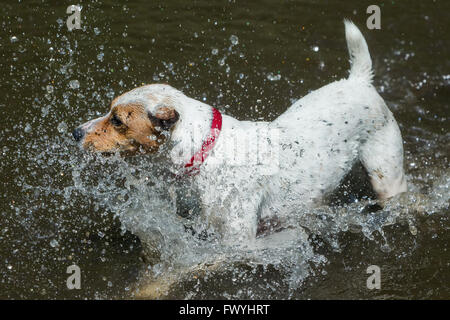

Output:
xmin=183 ymin=107 xmax=222 ymax=175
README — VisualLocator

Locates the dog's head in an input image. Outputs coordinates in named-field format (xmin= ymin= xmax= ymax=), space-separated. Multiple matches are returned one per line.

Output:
xmin=73 ymin=85 xmax=180 ymax=154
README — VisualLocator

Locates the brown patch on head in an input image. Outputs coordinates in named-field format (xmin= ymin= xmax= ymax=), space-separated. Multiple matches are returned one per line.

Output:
xmin=148 ymin=105 xmax=180 ymax=131
xmin=82 ymin=103 xmax=166 ymax=154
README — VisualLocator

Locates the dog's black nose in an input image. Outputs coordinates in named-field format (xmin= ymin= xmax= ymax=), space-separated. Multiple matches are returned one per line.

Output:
xmin=72 ymin=127 xmax=85 ymax=142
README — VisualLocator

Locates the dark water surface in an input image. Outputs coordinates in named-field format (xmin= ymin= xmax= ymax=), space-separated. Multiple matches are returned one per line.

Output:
xmin=0 ymin=0 xmax=448 ymax=299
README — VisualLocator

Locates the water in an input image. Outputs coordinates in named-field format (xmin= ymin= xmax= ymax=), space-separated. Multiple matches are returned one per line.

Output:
xmin=0 ymin=0 xmax=449 ymax=299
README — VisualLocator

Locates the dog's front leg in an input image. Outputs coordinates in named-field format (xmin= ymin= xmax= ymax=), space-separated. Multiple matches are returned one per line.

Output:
xmin=200 ymin=188 xmax=260 ymax=244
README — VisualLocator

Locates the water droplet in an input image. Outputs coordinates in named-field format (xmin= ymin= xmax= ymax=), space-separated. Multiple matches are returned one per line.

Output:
xmin=50 ymin=239 xmax=59 ymax=248
xmin=57 ymin=122 xmax=68 ymax=133
xmin=267 ymin=73 xmax=281 ymax=81
xmin=69 ymin=80 xmax=80 ymax=89
xmin=24 ymin=123 xmax=32 ymax=133
xmin=230 ymin=35 xmax=239 ymax=46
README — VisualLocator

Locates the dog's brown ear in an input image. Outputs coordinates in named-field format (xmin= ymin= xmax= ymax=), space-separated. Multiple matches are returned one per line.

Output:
xmin=148 ymin=105 xmax=179 ymax=131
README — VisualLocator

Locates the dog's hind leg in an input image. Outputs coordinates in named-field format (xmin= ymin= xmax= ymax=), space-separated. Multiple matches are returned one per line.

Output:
xmin=359 ymin=112 xmax=407 ymax=200
xmin=134 ymin=273 xmax=176 ymax=299
xmin=134 ymin=257 xmax=227 ymax=299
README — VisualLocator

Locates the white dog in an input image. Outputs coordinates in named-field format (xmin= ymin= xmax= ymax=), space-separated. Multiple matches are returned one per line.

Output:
xmin=74 ymin=20 xmax=406 ymax=247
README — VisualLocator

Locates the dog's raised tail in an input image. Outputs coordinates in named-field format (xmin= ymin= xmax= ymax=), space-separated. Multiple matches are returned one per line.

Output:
xmin=344 ymin=19 xmax=373 ymax=82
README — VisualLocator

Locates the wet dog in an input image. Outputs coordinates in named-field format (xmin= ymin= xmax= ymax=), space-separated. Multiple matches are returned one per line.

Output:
xmin=73 ymin=21 xmax=407 ymax=297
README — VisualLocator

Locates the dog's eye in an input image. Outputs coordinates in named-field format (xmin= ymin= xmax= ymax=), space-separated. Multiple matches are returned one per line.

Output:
xmin=110 ymin=114 xmax=123 ymax=127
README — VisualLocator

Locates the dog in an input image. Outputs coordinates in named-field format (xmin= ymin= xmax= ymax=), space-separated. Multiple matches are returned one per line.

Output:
xmin=73 ymin=20 xmax=407 ymax=296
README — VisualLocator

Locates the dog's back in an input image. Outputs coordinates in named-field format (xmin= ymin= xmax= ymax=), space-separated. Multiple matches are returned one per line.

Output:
xmin=270 ymin=21 xmax=406 ymax=203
